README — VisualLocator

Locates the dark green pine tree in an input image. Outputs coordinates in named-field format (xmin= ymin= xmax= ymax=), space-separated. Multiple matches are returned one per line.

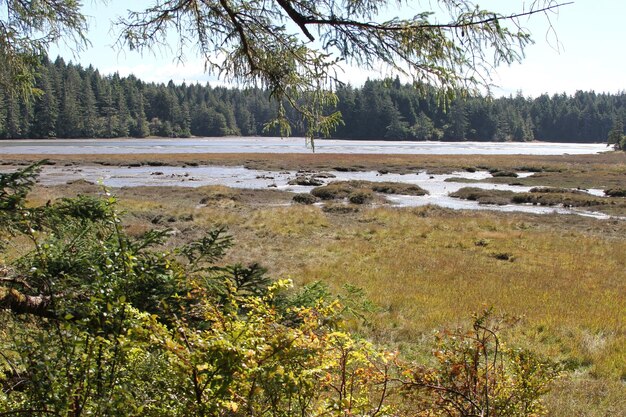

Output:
xmin=30 ymin=63 xmax=58 ymax=138
xmin=608 ymin=119 xmax=625 ymax=150
xmin=57 ymin=65 xmax=82 ymax=138
xmin=444 ymin=99 xmax=468 ymax=140
xmin=4 ymin=92 xmax=23 ymax=138
xmin=233 ymin=96 xmax=256 ymax=136
xmin=178 ymin=101 xmax=192 ymax=137
xmin=412 ymin=112 xmax=437 ymax=140
xmin=384 ymin=105 xmax=411 ymax=140
xmin=114 ymin=83 xmax=130 ymax=137
xmin=130 ymin=91 xmax=150 ymax=138
xmin=78 ymin=70 xmax=98 ymax=138
xmin=98 ymin=81 xmax=117 ymax=138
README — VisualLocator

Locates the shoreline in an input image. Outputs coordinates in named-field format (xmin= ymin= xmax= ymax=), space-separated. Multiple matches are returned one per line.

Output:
xmin=2 ymin=151 xmax=625 ymax=171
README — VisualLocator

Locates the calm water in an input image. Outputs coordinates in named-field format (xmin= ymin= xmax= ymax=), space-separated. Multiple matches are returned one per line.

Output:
xmin=0 ymin=137 xmax=609 ymax=155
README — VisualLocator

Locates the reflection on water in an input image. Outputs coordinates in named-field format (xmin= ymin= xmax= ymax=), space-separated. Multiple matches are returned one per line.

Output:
xmin=0 ymin=137 xmax=609 ymax=155
xmin=32 ymin=164 xmax=618 ymax=220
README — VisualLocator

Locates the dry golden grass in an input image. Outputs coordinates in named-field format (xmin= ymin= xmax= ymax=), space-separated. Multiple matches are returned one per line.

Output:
xmin=202 ymin=203 xmax=625 ymax=416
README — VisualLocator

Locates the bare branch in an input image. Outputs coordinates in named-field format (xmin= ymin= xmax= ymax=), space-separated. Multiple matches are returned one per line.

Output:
xmin=0 ymin=287 xmax=54 ymax=319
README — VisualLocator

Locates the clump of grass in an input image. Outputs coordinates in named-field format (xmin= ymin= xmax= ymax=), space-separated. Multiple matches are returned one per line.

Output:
xmin=288 ymin=176 xmax=324 ymax=186
xmin=444 ymin=177 xmax=485 ymax=184
xmin=311 ymin=182 xmax=353 ymax=200
xmin=348 ymin=190 xmax=373 ymax=204
xmin=514 ymin=165 xmax=544 ymax=172
xmin=529 ymin=187 xmax=586 ymax=194
xmin=370 ymin=182 xmax=428 ymax=196
xmin=311 ymin=180 xmax=428 ymax=202
xmin=246 ymin=206 xmax=329 ymax=237
xmin=144 ymin=161 xmax=166 ymax=167
xmin=451 ymin=187 xmax=621 ymax=210
xmin=198 ymin=186 xmax=239 ymax=203
xmin=511 ymin=192 xmax=608 ymax=208
xmin=490 ymin=252 xmax=515 ymax=261
xmin=293 ymin=193 xmax=318 ymax=205
xmin=449 ymin=187 xmax=516 ymax=205
xmin=605 ymin=188 xmax=626 ymax=197
xmin=490 ymin=170 xmax=519 ymax=178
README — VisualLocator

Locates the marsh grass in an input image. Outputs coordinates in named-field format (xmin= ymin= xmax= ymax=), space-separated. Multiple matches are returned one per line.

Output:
xmin=311 ymin=180 xmax=428 ymax=202
xmin=19 ymin=162 xmax=626 ymax=416
xmin=216 ymin=203 xmax=624 ymax=415
xmin=451 ymin=186 xmax=626 ymax=215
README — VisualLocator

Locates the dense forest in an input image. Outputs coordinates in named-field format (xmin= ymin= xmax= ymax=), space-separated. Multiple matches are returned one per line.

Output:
xmin=1 ymin=56 xmax=625 ymax=142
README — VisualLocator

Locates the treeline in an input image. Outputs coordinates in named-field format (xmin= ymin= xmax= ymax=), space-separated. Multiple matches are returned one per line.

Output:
xmin=335 ymin=78 xmax=626 ymax=143
xmin=1 ymin=56 xmax=625 ymax=142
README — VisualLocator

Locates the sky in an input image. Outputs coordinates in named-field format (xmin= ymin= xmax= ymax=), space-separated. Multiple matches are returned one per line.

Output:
xmin=49 ymin=1 xmax=626 ymax=97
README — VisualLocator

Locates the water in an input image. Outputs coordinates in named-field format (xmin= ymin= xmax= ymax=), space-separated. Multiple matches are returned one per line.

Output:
xmin=31 ymin=165 xmax=617 ymax=219
xmin=0 ymin=137 xmax=609 ymax=155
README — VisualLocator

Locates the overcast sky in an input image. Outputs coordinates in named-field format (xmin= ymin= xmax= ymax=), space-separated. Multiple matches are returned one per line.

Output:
xmin=50 ymin=1 xmax=625 ymax=97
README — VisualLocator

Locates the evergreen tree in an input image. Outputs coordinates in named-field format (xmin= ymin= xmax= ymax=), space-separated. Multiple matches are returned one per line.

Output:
xmin=30 ymin=65 xmax=58 ymax=138
xmin=98 ymin=81 xmax=117 ymax=138
xmin=412 ymin=112 xmax=437 ymax=140
xmin=57 ymin=65 xmax=82 ymax=138
xmin=4 ymin=93 xmax=22 ymax=138
xmin=79 ymin=71 xmax=98 ymax=138
xmin=608 ymin=119 xmax=626 ymax=150
xmin=444 ymin=100 xmax=468 ymax=140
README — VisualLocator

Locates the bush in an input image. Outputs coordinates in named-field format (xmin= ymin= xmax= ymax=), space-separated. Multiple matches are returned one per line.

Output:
xmin=0 ymin=163 xmax=393 ymax=417
xmin=404 ymin=311 xmax=559 ymax=417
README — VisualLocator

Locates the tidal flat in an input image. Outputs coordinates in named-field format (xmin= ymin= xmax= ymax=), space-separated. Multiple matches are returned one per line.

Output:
xmin=5 ymin=152 xmax=626 ymax=416
xmin=3 ymin=152 xmax=626 ymax=218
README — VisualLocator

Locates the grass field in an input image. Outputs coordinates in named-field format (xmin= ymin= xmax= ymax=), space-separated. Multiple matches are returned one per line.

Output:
xmin=8 ymin=152 xmax=626 ymax=416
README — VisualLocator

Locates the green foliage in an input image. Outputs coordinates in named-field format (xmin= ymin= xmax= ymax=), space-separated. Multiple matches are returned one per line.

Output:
xmin=0 ymin=164 xmax=391 ymax=416
xmin=0 ymin=165 xmax=559 ymax=416
xmin=0 ymin=0 xmax=88 ymax=98
xmin=0 ymin=160 xmax=46 ymax=246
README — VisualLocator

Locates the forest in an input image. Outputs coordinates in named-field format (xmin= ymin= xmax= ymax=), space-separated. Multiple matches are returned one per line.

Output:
xmin=1 ymin=56 xmax=625 ymax=143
